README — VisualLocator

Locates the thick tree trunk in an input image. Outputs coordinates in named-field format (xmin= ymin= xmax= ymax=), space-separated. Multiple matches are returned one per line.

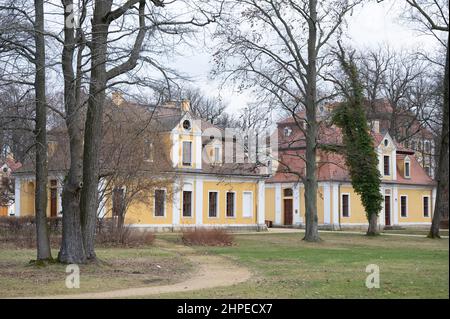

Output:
xmin=303 ymin=0 xmax=320 ymax=241
xmin=366 ymin=213 xmax=379 ymax=236
xmin=429 ymin=33 xmax=449 ymax=239
xmin=80 ymin=1 xmax=111 ymax=260
xmin=33 ymin=0 xmax=52 ymax=261
xmin=58 ymin=0 xmax=86 ymax=264
xmin=303 ymin=0 xmax=320 ymax=242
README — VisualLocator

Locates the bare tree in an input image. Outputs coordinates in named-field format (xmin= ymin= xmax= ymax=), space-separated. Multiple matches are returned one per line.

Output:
xmin=213 ymin=0 xmax=361 ymax=241
xmin=57 ymin=0 xmax=222 ymax=263
xmin=0 ymin=0 xmax=52 ymax=260
xmin=403 ymin=0 xmax=448 ymax=238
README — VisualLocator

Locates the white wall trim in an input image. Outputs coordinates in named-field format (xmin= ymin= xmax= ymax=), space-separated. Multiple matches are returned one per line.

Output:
xmin=14 ymin=177 xmax=21 ymax=216
xmin=172 ymin=182 xmax=180 ymax=225
xmin=293 ymin=183 xmax=301 ymax=225
xmin=275 ymin=183 xmax=281 ymax=224
xmin=332 ymin=183 xmax=339 ymax=226
xmin=195 ymin=179 xmax=203 ymax=224
xmin=323 ymin=183 xmax=331 ymax=224
xmin=257 ymin=181 xmax=265 ymax=224
xmin=393 ymin=186 xmax=399 ymax=225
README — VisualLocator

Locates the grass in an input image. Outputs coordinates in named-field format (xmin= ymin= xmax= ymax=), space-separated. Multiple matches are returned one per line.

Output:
xmin=0 ymin=231 xmax=447 ymax=299
xmin=154 ymin=232 xmax=449 ymax=299
xmin=0 ymin=244 xmax=192 ymax=298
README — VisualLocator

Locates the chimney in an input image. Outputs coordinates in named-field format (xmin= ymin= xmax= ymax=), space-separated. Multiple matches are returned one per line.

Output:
xmin=181 ymin=99 xmax=190 ymax=112
xmin=112 ymin=91 xmax=124 ymax=106
xmin=372 ymin=120 xmax=380 ymax=134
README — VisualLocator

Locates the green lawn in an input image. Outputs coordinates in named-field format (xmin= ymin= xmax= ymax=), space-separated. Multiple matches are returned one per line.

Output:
xmin=0 ymin=232 xmax=447 ymax=298
xmin=155 ymin=232 xmax=449 ymax=299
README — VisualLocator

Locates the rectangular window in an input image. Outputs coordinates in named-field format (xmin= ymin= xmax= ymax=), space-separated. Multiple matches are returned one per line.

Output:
xmin=208 ymin=192 xmax=218 ymax=218
xmin=112 ymin=187 xmax=125 ymax=217
xmin=144 ymin=139 xmax=154 ymax=162
xmin=242 ymin=192 xmax=253 ymax=218
xmin=383 ymin=155 xmax=390 ymax=176
xmin=182 ymin=141 xmax=192 ymax=166
xmin=154 ymin=189 xmax=165 ymax=217
xmin=423 ymin=196 xmax=430 ymax=217
xmin=404 ymin=161 xmax=410 ymax=178
xmin=341 ymin=194 xmax=349 ymax=217
xmin=226 ymin=192 xmax=235 ymax=217
xmin=182 ymin=191 xmax=192 ymax=217
xmin=214 ymin=146 xmax=221 ymax=162
xmin=400 ymin=195 xmax=407 ymax=217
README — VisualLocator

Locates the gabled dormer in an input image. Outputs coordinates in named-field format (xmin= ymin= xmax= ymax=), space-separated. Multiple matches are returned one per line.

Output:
xmin=170 ymin=111 xmax=202 ymax=169
xmin=376 ymin=132 xmax=397 ymax=181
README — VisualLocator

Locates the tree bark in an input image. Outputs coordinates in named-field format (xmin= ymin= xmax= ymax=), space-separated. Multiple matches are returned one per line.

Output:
xmin=303 ymin=0 xmax=320 ymax=242
xmin=58 ymin=0 xmax=86 ymax=264
xmin=33 ymin=0 xmax=52 ymax=261
xmin=429 ymin=33 xmax=449 ymax=239
xmin=80 ymin=1 xmax=111 ymax=261
xmin=367 ymin=213 xmax=379 ymax=236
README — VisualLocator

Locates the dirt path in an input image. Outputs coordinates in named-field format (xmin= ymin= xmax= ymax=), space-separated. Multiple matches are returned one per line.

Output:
xmin=21 ymin=244 xmax=251 ymax=299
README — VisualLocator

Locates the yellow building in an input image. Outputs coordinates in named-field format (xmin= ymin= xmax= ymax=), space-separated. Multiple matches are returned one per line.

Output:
xmin=265 ymin=113 xmax=436 ymax=229
xmin=12 ymin=97 xmax=268 ymax=231
xmin=11 ymin=97 xmax=437 ymax=231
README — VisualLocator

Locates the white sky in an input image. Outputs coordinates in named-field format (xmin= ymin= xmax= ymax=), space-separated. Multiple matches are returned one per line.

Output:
xmin=172 ymin=1 xmax=441 ymax=114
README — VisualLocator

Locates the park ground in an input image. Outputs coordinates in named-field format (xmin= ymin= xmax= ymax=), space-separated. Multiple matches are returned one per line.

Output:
xmin=0 ymin=229 xmax=448 ymax=299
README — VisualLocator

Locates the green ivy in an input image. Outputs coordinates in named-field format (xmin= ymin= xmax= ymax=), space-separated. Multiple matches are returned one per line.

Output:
xmin=332 ymin=49 xmax=383 ymax=223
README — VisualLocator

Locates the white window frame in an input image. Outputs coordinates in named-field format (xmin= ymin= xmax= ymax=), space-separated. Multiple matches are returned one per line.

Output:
xmin=225 ymin=191 xmax=236 ymax=218
xmin=422 ymin=195 xmax=431 ymax=218
xmin=242 ymin=191 xmax=253 ymax=218
xmin=400 ymin=195 xmax=408 ymax=218
xmin=182 ymin=190 xmax=193 ymax=218
xmin=153 ymin=188 xmax=166 ymax=218
xmin=341 ymin=193 xmax=351 ymax=218
xmin=404 ymin=157 xmax=411 ymax=178
xmin=207 ymin=191 xmax=219 ymax=218
xmin=214 ymin=146 xmax=221 ymax=163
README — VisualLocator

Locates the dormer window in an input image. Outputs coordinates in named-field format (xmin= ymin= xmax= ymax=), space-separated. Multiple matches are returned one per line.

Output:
xmin=144 ymin=139 xmax=154 ymax=162
xmin=182 ymin=120 xmax=191 ymax=131
xmin=383 ymin=155 xmax=390 ymax=176
xmin=182 ymin=141 xmax=192 ymax=166
xmin=284 ymin=127 xmax=292 ymax=137
xmin=214 ymin=146 xmax=221 ymax=163
xmin=404 ymin=157 xmax=411 ymax=178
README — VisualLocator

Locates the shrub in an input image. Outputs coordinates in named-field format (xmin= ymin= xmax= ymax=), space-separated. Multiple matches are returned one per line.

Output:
xmin=182 ymin=228 xmax=234 ymax=246
xmin=0 ymin=216 xmax=62 ymax=248
xmin=95 ymin=219 xmax=155 ymax=247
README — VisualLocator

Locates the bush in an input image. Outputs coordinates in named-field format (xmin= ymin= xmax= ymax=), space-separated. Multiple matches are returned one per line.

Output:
xmin=0 ymin=216 xmax=62 ymax=248
xmin=182 ymin=228 xmax=234 ymax=246
xmin=95 ymin=219 xmax=155 ymax=247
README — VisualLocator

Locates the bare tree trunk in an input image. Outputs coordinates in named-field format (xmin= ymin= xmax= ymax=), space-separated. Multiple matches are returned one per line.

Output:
xmin=367 ymin=213 xmax=379 ymax=236
xmin=80 ymin=1 xmax=110 ymax=261
xmin=429 ymin=33 xmax=449 ymax=239
xmin=303 ymin=0 xmax=320 ymax=242
xmin=34 ymin=0 xmax=52 ymax=260
xmin=58 ymin=0 xmax=86 ymax=264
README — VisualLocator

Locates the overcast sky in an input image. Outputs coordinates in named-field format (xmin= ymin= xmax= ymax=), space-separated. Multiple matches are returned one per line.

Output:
xmin=171 ymin=1 xmax=441 ymax=114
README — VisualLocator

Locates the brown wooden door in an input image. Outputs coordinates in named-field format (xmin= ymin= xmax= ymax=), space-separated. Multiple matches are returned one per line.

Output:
xmin=284 ymin=198 xmax=293 ymax=225
xmin=384 ymin=195 xmax=391 ymax=226
xmin=50 ymin=188 xmax=57 ymax=217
